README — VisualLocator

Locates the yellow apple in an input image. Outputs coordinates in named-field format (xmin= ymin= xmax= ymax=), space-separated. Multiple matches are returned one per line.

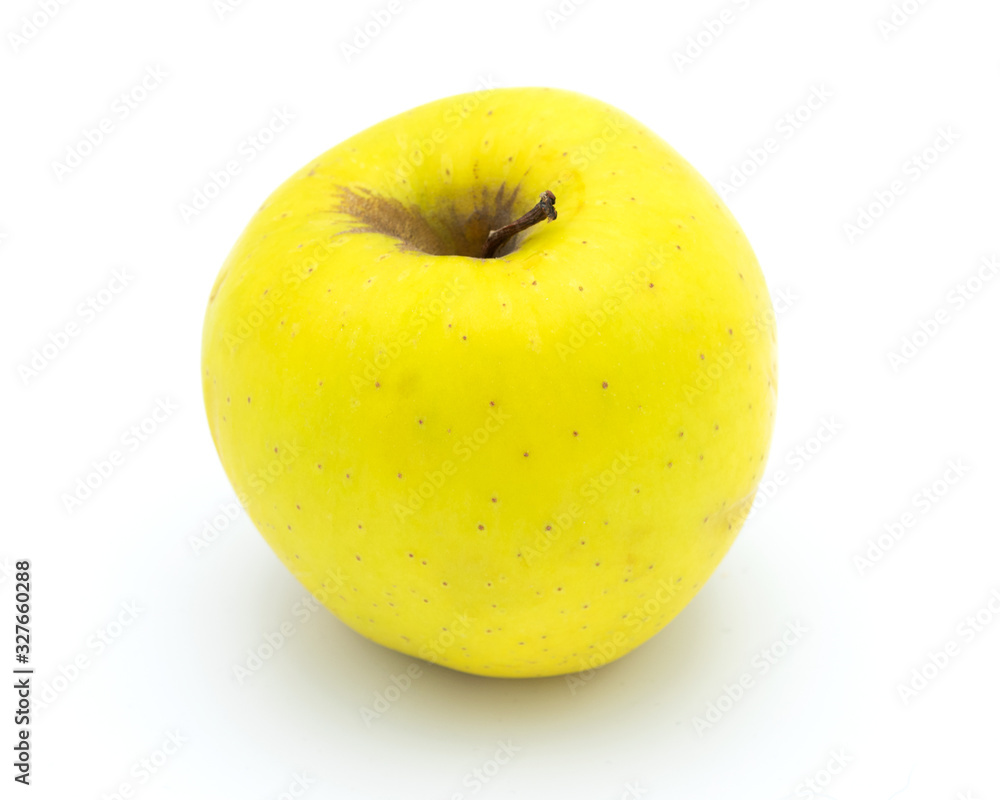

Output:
xmin=201 ymin=87 xmax=777 ymax=678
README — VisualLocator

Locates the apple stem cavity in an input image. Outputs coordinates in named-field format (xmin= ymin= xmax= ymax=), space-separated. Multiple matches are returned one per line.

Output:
xmin=481 ymin=190 xmax=557 ymax=259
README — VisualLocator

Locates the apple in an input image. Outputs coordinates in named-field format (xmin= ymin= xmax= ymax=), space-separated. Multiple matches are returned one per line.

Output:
xmin=202 ymin=88 xmax=777 ymax=678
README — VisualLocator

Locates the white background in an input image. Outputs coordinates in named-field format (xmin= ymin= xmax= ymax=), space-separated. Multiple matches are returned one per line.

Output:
xmin=3 ymin=0 xmax=999 ymax=798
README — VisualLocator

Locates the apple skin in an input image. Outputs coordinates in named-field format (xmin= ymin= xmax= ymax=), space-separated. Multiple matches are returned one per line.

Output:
xmin=202 ymin=88 xmax=777 ymax=678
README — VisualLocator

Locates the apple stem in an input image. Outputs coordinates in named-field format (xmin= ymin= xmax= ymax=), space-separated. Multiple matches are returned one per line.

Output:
xmin=481 ymin=190 xmax=557 ymax=258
